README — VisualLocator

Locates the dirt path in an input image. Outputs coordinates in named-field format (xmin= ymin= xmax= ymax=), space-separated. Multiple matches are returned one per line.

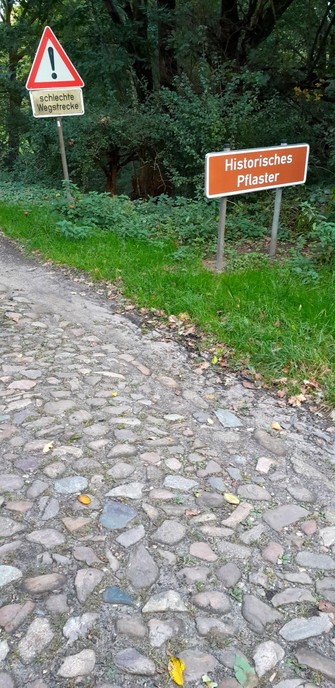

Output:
xmin=0 ymin=233 xmax=335 ymax=688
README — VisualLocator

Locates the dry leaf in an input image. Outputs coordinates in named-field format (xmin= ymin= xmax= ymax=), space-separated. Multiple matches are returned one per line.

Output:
xmin=5 ymin=312 xmax=21 ymax=323
xmin=271 ymin=421 xmax=282 ymax=431
xmin=42 ymin=441 xmax=54 ymax=454
xmin=77 ymin=494 xmax=91 ymax=505
xmin=111 ymin=392 xmax=118 ymax=397
xmin=185 ymin=509 xmax=200 ymax=517
xmin=196 ymin=362 xmax=210 ymax=371
xmin=242 ymin=381 xmax=254 ymax=389
xmin=277 ymin=390 xmax=286 ymax=398
xmin=224 ymin=493 xmax=240 ymax=505
xmin=168 ymin=656 xmax=186 ymax=686
xmin=288 ymin=393 xmax=306 ymax=407
xmin=319 ymin=599 xmax=335 ymax=614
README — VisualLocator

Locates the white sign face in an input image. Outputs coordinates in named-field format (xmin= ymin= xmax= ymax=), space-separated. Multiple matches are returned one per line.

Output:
xmin=26 ymin=26 xmax=84 ymax=90
xmin=30 ymin=89 xmax=84 ymax=117
xmin=34 ymin=40 xmax=77 ymax=84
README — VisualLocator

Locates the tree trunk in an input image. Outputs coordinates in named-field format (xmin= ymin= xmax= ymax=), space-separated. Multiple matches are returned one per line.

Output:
xmin=157 ymin=0 xmax=177 ymax=87
xmin=220 ymin=0 xmax=240 ymax=61
xmin=104 ymin=148 xmax=120 ymax=195
xmin=219 ymin=0 xmax=296 ymax=65
xmin=4 ymin=55 xmax=22 ymax=169
xmin=132 ymin=150 xmax=172 ymax=198
xmin=103 ymin=0 xmax=153 ymax=96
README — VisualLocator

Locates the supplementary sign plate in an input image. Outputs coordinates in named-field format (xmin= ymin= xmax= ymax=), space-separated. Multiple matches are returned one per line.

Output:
xmin=30 ymin=88 xmax=84 ymax=117
xmin=26 ymin=26 xmax=84 ymax=90
xmin=205 ymin=144 xmax=309 ymax=198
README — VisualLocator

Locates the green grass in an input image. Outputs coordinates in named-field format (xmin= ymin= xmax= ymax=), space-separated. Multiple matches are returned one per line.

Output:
xmin=1 ymin=201 xmax=334 ymax=405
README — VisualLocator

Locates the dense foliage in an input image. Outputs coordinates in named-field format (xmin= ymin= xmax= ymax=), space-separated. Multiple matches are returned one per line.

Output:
xmin=0 ymin=1 xmax=334 ymax=196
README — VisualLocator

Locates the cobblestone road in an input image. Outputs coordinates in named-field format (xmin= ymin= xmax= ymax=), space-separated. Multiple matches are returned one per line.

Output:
xmin=0 ymin=234 xmax=335 ymax=688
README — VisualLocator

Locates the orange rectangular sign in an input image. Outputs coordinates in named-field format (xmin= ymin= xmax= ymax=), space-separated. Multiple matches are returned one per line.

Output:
xmin=205 ymin=144 xmax=309 ymax=198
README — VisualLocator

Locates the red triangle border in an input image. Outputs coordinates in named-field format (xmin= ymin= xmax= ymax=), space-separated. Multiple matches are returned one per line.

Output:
xmin=26 ymin=26 xmax=84 ymax=90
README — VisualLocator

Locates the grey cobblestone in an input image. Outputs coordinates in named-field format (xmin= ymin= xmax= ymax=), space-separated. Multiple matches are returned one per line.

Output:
xmin=1 ymin=236 xmax=335 ymax=686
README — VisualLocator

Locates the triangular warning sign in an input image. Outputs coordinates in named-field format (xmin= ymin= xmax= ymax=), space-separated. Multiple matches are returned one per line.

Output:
xmin=26 ymin=26 xmax=84 ymax=90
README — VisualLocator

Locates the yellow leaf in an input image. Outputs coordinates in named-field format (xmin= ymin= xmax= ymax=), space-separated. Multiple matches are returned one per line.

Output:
xmin=42 ymin=441 xmax=54 ymax=454
xmin=168 ymin=656 xmax=186 ymax=686
xmin=77 ymin=494 xmax=91 ymax=505
xmin=224 ymin=493 xmax=240 ymax=505
xmin=111 ymin=391 xmax=118 ymax=397
xmin=271 ymin=421 xmax=282 ymax=431
xmin=211 ymin=355 xmax=218 ymax=365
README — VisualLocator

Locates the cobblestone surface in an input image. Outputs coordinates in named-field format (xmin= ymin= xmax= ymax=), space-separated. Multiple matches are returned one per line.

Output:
xmin=0 ymin=234 xmax=335 ymax=687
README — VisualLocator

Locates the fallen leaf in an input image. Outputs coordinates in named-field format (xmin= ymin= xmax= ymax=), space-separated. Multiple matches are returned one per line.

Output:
xmin=242 ymin=381 xmax=254 ymax=389
xmin=303 ymin=378 xmax=320 ymax=389
xmin=288 ymin=393 xmax=306 ymax=407
xmin=168 ymin=656 xmax=186 ymax=686
xmin=111 ymin=392 xmax=118 ymax=397
xmin=42 ymin=441 xmax=54 ymax=454
xmin=224 ymin=493 xmax=240 ymax=505
xmin=234 ymin=655 xmax=257 ymax=688
xmin=77 ymin=494 xmax=91 ymax=505
xmin=277 ymin=390 xmax=286 ymax=398
xmin=271 ymin=421 xmax=282 ymax=431
xmin=185 ymin=509 xmax=200 ymax=517
xmin=196 ymin=362 xmax=210 ymax=371
xmin=319 ymin=599 xmax=335 ymax=614
xmin=211 ymin=355 xmax=218 ymax=365
xmin=5 ymin=312 xmax=21 ymax=323
xmin=202 ymin=674 xmax=218 ymax=688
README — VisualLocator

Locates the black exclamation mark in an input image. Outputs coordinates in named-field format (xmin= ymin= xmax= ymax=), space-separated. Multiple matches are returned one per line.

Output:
xmin=48 ymin=47 xmax=57 ymax=79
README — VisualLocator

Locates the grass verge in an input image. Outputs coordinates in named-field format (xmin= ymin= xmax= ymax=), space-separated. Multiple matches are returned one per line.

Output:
xmin=0 ymin=200 xmax=334 ymax=406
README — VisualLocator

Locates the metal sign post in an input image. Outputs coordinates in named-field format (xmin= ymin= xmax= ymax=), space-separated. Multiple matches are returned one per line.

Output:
xmin=269 ymin=141 xmax=287 ymax=258
xmin=216 ymin=144 xmax=230 ymax=272
xmin=56 ymin=117 xmax=72 ymax=202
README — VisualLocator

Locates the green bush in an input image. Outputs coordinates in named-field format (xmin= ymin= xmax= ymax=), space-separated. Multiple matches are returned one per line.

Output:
xmin=56 ymin=219 xmax=93 ymax=240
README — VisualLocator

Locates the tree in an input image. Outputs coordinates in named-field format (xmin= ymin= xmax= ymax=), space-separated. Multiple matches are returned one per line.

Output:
xmin=0 ymin=0 xmax=334 ymax=192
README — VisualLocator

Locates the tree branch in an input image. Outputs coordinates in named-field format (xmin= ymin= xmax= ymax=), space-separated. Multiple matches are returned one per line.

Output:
xmin=238 ymin=0 xmax=296 ymax=62
xmin=306 ymin=2 xmax=335 ymax=77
